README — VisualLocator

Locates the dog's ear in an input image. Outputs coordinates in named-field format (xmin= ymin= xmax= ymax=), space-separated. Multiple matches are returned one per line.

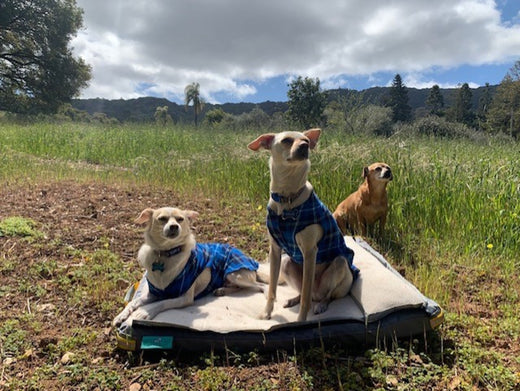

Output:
xmin=183 ymin=210 xmax=199 ymax=221
xmin=303 ymin=128 xmax=321 ymax=149
xmin=248 ymin=134 xmax=276 ymax=151
xmin=363 ymin=166 xmax=369 ymax=178
xmin=135 ymin=208 xmax=154 ymax=224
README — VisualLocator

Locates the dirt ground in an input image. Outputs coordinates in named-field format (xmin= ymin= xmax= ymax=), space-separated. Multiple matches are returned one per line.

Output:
xmin=1 ymin=180 xmax=318 ymax=390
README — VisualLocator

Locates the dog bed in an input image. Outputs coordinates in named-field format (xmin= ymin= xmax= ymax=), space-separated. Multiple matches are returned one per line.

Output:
xmin=115 ymin=237 xmax=443 ymax=352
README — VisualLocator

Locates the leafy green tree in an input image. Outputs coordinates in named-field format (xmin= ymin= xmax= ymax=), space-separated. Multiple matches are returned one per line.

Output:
xmin=287 ymin=76 xmax=326 ymax=128
xmin=449 ymin=83 xmax=475 ymax=127
xmin=154 ymin=105 xmax=173 ymax=126
xmin=386 ymin=74 xmax=412 ymax=122
xmin=184 ymin=82 xmax=205 ymax=126
xmin=0 ymin=0 xmax=91 ymax=113
xmin=486 ymin=61 xmax=520 ymax=138
xmin=426 ymin=84 xmax=444 ymax=116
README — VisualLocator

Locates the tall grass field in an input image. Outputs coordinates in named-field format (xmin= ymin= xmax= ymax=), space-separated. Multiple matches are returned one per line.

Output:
xmin=1 ymin=121 xmax=519 ymax=389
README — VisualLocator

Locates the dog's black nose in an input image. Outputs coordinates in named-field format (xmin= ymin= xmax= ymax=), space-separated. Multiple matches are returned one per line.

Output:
xmin=295 ymin=142 xmax=309 ymax=158
xmin=167 ymin=224 xmax=179 ymax=237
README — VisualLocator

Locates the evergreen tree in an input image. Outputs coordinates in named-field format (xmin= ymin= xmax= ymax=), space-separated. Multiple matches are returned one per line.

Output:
xmin=287 ymin=76 xmax=326 ymax=128
xmin=387 ymin=74 xmax=412 ymax=122
xmin=476 ymin=83 xmax=492 ymax=131
xmin=426 ymin=84 xmax=444 ymax=116
xmin=449 ymin=83 xmax=475 ymax=127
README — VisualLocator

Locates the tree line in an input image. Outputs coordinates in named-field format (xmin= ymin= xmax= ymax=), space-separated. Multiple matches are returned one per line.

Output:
xmin=284 ymin=69 xmax=520 ymax=138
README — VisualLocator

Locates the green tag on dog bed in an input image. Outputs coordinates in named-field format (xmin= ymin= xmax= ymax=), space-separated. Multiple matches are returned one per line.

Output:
xmin=140 ymin=336 xmax=173 ymax=350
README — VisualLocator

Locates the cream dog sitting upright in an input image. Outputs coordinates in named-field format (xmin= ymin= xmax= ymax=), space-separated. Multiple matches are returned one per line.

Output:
xmin=112 ymin=207 xmax=264 ymax=328
xmin=248 ymin=128 xmax=359 ymax=322
xmin=333 ymin=162 xmax=393 ymax=236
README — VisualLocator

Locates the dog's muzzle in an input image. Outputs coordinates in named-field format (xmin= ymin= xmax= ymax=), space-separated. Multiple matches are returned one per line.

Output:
xmin=163 ymin=223 xmax=180 ymax=238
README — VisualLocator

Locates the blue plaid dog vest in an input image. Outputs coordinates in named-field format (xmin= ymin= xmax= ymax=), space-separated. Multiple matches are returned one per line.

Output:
xmin=267 ymin=192 xmax=359 ymax=278
xmin=147 ymin=243 xmax=259 ymax=300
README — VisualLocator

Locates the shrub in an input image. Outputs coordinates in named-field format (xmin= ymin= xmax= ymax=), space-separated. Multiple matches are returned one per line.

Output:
xmin=351 ymin=104 xmax=393 ymax=136
xmin=399 ymin=115 xmax=479 ymax=139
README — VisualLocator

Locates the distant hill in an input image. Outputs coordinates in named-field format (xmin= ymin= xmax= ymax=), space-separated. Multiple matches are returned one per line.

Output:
xmin=72 ymin=85 xmax=497 ymax=123
xmin=71 ymin=97 xmax=289 ymax=123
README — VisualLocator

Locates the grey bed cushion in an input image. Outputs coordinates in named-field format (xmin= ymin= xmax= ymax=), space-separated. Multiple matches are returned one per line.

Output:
xmin=116 ymin=237 xmax=443 ymax=351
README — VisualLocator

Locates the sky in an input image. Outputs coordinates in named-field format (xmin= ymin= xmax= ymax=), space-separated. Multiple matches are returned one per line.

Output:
xmin=71 ymin=0 xmax=520 ymax=104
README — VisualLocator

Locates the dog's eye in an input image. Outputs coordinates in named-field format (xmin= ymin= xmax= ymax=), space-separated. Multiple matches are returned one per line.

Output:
xmin=176 ymin=216 xmax=184 ymax=222
xmin=281 ymin=137 xmax=293 ymax=145
xmin=375 ymin=167 xmax=382 ymax=172
xmin=158 ymin=216 xmax=169 ymax=223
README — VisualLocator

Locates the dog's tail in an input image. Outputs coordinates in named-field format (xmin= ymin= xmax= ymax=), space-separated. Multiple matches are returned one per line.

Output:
xmin=256 ymin=262 xmax=286 ymax=285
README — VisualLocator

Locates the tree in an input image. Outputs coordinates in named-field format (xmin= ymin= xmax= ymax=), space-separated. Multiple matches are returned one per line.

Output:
xmin=184 ymin=82 xmax=205 ymax=126
xmin=154 ymin=105 xmax=173 ymax=126
xmin=324 ymin=90 xmax=366 ymax=133
xmin=426 ymin=84 xmax=444 ymax=116
xmin=287 ymin=76 xmax=326 ymax=128
xmin=476 ymin=83 xmax=492 ymax=130
xmin=0 ymin=0 xmax=91 ymax=113
xmin=386 ymin=74 xmax=412 ymax=122
xmin=234 ymin=107 xmax=271 ymax=129
xmin=486 ymin=61 xmax=520 ymax=138
xmin=203 ymin=108 xmax=226 ymax=126
xmin=449 ymin=83 xmax=475 ymax=127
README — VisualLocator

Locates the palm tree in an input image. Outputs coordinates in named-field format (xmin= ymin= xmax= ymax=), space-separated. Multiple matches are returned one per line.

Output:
xmin=184 ymin=82 xmax=205 ymax=126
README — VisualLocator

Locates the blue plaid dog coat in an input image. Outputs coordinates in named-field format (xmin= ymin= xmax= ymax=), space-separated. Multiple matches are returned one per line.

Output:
xmin=147 ymin=243 xmax=259 ymax=300
xmin=267 ymin=191 xmax=359 ymax=278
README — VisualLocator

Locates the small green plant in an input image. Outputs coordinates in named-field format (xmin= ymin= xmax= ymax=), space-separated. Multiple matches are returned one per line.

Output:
xmin=194 ymin=367 xmax=233 ymax=391
xmin=0 ymin=216 xmax=43 ymax=239
xmin=0 ymin=319 xmax=30 ymax=359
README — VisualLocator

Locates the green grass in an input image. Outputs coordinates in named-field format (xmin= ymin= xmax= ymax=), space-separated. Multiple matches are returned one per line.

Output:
xmin=1 ymin=121 xmax=519 ymax=389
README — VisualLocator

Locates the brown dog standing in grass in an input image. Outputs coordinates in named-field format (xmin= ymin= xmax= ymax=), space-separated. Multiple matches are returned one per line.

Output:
xmin=333 ymin=162 xmax=393 ymax=236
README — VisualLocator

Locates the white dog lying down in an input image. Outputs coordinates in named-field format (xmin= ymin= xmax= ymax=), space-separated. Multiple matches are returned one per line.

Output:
xmin=112 ymin=207 xmax=265 ymax=328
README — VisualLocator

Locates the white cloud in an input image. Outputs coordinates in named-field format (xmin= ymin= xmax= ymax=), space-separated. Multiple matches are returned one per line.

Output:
xmin=72 ymin=0 xmax=520 ymax=101
xmin=402 ymin=73 xmax=479 ymax=89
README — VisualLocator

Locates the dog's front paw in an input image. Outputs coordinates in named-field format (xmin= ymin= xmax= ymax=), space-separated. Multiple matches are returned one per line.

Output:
xmin=258 ymin=310 xmax=272 ymax=320
xmin=313 ymin=301 xmax=329 ymax=315
xmin=130 ymin=307 xmax=153 ymax=321
xmin=259 ymin=301 xmax=274 ymax=320
xmin=283 ymin=295 xmax=301 ymax=308
xmin=112 ymin=309 xmax=130 ymax=327
xmin=213 ymin=287 xmax=226 ymax=296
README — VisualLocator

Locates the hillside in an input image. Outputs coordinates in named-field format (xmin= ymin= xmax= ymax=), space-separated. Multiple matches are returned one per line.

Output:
xmin=72 ymin=85 xmax=497 ymax=123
